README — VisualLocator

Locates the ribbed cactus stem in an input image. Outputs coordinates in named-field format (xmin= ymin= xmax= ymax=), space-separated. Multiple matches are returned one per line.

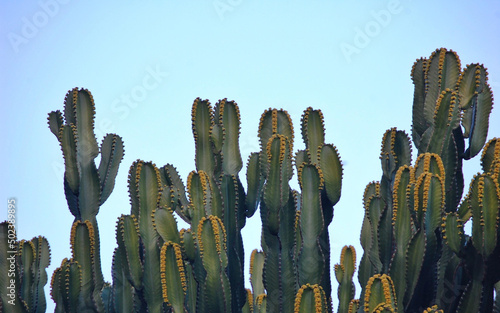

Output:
xmin=293 ymin=283 xmax=328 ymax=313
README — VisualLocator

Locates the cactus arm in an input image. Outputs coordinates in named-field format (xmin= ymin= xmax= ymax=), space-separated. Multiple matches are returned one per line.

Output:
xmin=160 ymin=164 xmax=191 ymax=223
xmin=301 ymin=107 xmax=325 ymax=165
xmin=135 ymin=161 xmax=164 ymax=312
xmin=258 ymin=108 xmax=294 ymax=178
xmin=380 ymin=128 xmax=412 ymax=181
xmin=216 ymin=99 xmax=243 ymax=175
xmin=463 ymin=83 xmax=493 ymax=160
xmin=263 ymin=134 xmax=293 ymax=235
xmin=127 ymin=161 xmax=141 ymax=218
xmin=47 ymin=110 xmax=63 ymax=138
xmin=59 ymin=124 xmax=80 ymax=197
xmin=245 ymin=152 xmax=264 ymax=218
xmin=297 ymin=163 xmax=325 ymax=286
xmin=154 ymin=206 xmax=181 ymax=245
xmin=459 ymin=64 xmax=493 ymax=157
xmin=358 ymin=182 xmax=380 ymax=294
xmin=98 ymin=134 xmax=124 ymax=205
xmin=404 ymin=229 xmax=426 ymax=308
xmin=115 ymin=214 xmax=143 ymax=290
xmin=363 ymin=274 xmax=398 ymax=313
xmin=187 ymin=170 xmax=212 ymax=228
xmin=52 ymin=258 xmax=82 ymax=313
xmin=422 ymin=49 xmax=461 ymax=125
xmin=389 ymin=165 xmax=414 ymax=301
xmin=111 ymin=247 xmax=135 ymax=313
xmin=366 ymin=195 xmax=385 ymax=273
xmin=197 ymin=216 xmax=232 ymax=312
xmin=481 ymin=138 xmax=500 ymax=176
xmin=179 ymin=229 xmax=197 ymax=312
xmin=320 ymin=144 xmax=343 ymax=206
xmin=441 ymin=213 xmax=465 ymax=254
xmin=411 ymin=57 xmax=428 ymax=147
xmin=19 ymin=240 xmax=35 ymax=309
xmin=220 ymin=174 xmax=246 ymax=312
xmin=469 ymin=174 xmax=500 ymax=257
xmin=192 ymin=98 xmax=216 ymax=174
xmin=336 ymin=245 xmax=356 ymax=313
xmin=456 ymin=251 xmax=485 ymax=313
xmin=100 ymin=283 xmax=114 ymax=313
xmin=249 ymin=249 xmax=265 ymax=304
xmin=160 ymin=241 xmax=187 ymax=313
xmin=293 ymin=283 xmax=329 ymax=313
xmin=427 ymin=89 xmax=461 ymax=155
xmin=70 ymin=220 xmax=101 ymax=311
xmin=27 ymin=236 xmax=51 ymax=312
xmin=358 ymin=214 xmax=373 ymax=300
xmin=67 ymin=88 xmax=99 ymax=161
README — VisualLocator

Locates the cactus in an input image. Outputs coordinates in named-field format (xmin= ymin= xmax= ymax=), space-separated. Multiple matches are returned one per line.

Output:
xmin=248 ymin=107 xmax=343 ymax=313
xmin=0 ymin=222 xmax=51 ymax=313
xmin=335 ymin=245 xmax=356 ymax=313
xmin=48 ymin=87 xmax=124 ymax=312
xmin=354 ymin=48 xmax=499 ymax=313
xmin=38 ymin=48 xmax=497 ymax=312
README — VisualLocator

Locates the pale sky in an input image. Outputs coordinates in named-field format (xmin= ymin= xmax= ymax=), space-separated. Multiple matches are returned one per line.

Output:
xmin=2 ymin=1 xmax=500 ymax=311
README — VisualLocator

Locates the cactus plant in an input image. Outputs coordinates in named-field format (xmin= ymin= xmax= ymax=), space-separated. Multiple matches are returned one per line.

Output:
xmin=0 ymin=222 xmax=51 ymax=313
xmin=47 ymin=87 xmax=124 ymax=312
xmin=36 ymin=47 xmax=497 ymax=313
xmin=353 ymin=48 xmax=498 ymax=313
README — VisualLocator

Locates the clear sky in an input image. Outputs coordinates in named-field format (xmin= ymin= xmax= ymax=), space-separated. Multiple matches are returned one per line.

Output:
xmin=2 ymin=1 xmax=500 ymax=311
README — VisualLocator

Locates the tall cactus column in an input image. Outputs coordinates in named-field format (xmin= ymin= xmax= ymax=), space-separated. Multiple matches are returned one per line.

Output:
xmin=246 ymin=107 xmax=343 ymax=313
xmin=48 ymin=88 xmax=124 ymax=312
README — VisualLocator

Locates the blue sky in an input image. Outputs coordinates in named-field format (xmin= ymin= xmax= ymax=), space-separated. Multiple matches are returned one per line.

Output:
xmin=2 ymin=1 xmax=500 ymax=311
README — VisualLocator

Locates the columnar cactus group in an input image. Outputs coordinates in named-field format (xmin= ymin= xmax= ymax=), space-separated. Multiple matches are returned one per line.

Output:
xmin=354 ymin=48 xmax=499 ymax=313
xmin=0 ymin=222 xmax=51 ymax=312
xmin=46 ymin=88 xmax=125 ymax=313
xmin=1 ymin=48 xmax=498 ymax=313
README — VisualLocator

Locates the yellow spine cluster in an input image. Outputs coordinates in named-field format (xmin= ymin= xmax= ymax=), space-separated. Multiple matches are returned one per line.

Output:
xmin=293 ymin=284 xmax=325 ymax=313
xmin=348 ymin=299 xmax=360 ymax=313
xmin=197 ymin=215 xmax=227 ymax=257
xmin=340 ymin=245 xmax=356 ymax=272
xmin=364 ymin=274 xmax=397 ymax=313
xmin=482 ymin=138 xmax=500 ymax=179
xmin=70 ymin=220 xmax=95 ymax=261
xmin=255 ymin=294 xmax=266 ymax=307
xmin=392 ymin=165 xmax=412 ymax=226
xmin=477 ymin=176 xmax=486 ymax=227
xmin=436 ymin=48 xmax=446 ymax=88
xmin=246 ymin=289 xmax=254 ymax=312
xmin=297 ymin=163 xmax=324 ymax=191
xmin=160 ymin=242 xmax=187 ymax=304
xmin=423 ymin=305 xmax=443 ymax=313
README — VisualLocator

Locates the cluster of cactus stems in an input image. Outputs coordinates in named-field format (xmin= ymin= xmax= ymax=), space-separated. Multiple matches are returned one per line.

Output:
xmin=350 ymin=48 xmax=500 ymax=313
xmin=2 ymin=48 xmax=499 ymax=313
xmin=0 ymin=222 xmax=51 ymax=312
